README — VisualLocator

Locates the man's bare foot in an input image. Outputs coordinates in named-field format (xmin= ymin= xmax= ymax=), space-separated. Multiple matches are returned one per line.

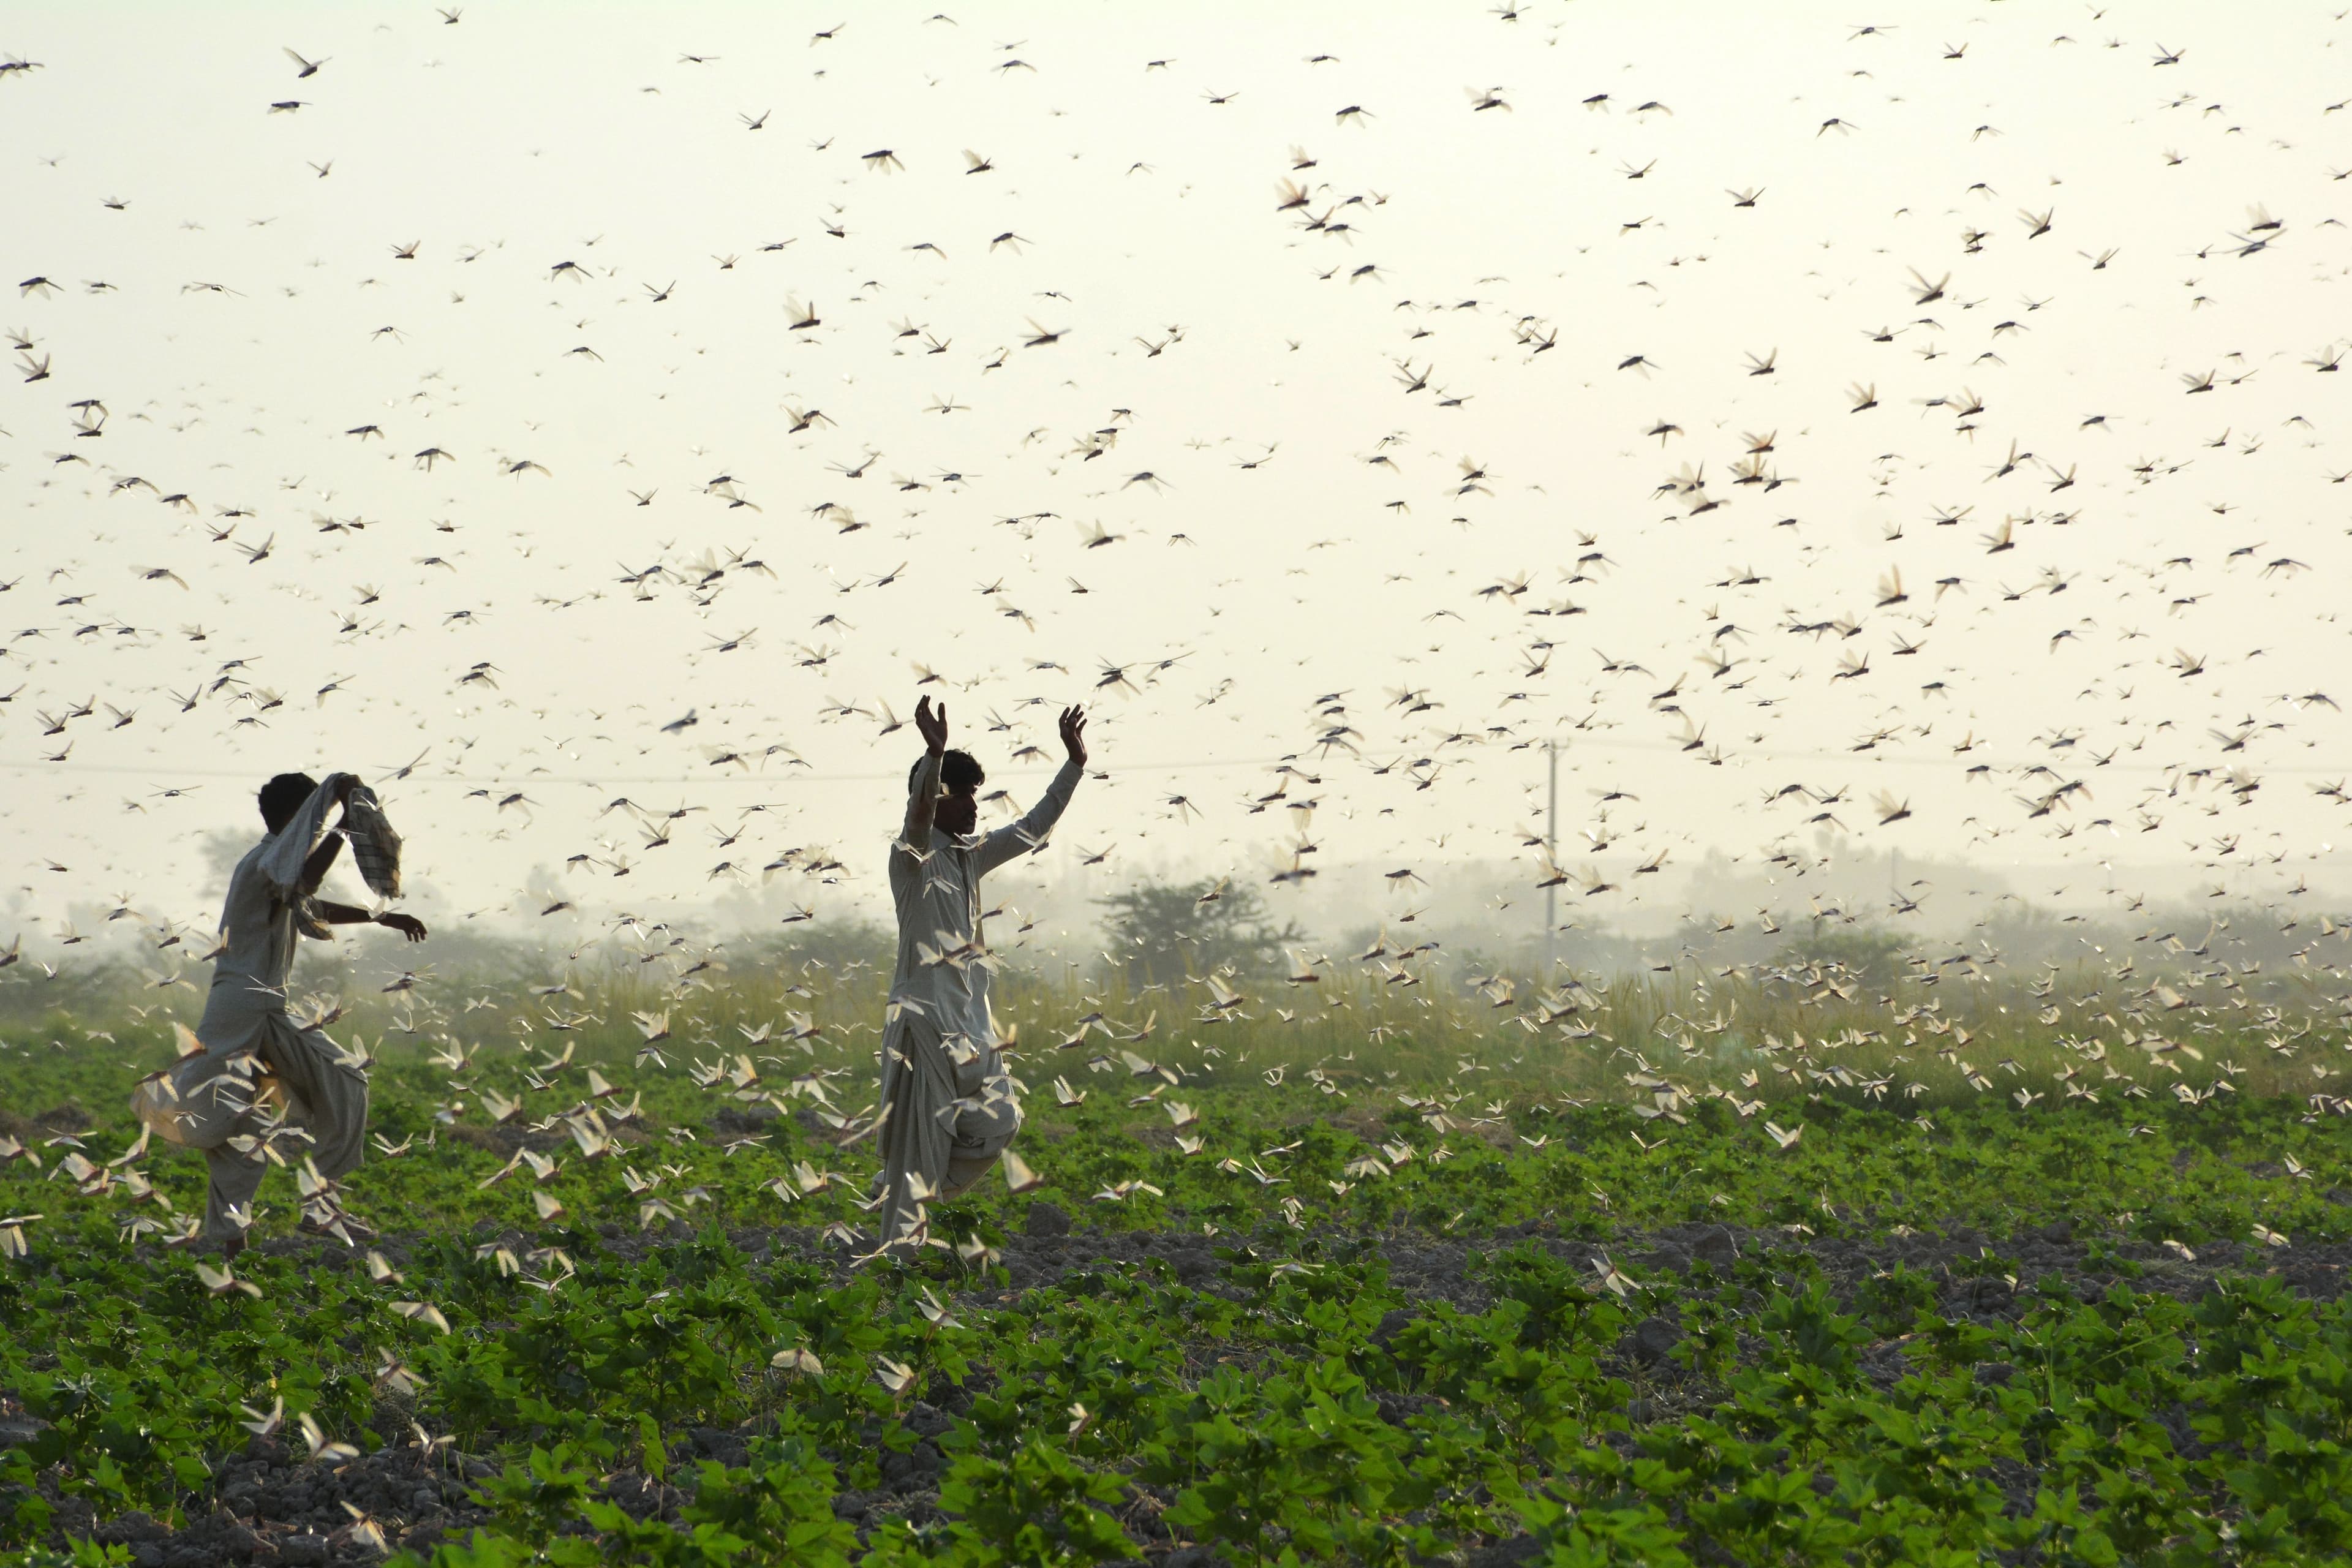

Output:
xmin=219 ymin=1233 xmax=247 ymax=1262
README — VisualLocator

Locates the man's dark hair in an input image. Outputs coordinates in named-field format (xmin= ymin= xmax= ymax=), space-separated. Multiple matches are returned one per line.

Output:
xmin=910 ymin=749 xmax=984 ymax=795
xmin=258 ymin=772 xmax=319 ymax=833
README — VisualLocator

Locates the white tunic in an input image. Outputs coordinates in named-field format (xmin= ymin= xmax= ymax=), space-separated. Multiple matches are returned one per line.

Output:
xmin=195 ymin=774 xmax=352 ymax=1058
xmin=884 ymin=756 xmax=1083 ymax=1047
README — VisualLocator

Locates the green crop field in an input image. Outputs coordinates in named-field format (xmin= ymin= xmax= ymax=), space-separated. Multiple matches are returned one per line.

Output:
xmin=6 ymin=941 xmax=2352 ymax=1567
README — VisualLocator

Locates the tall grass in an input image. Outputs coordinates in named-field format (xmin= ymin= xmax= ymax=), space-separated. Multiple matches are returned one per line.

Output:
xmin=7 ymin=914 xmax=2342 ymax=1122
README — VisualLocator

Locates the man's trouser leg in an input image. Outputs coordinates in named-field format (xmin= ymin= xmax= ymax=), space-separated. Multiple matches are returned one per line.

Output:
xmin=260 ymin=1025 xmax=370 ymax=1180
xmin=195 ymin=1025 xmax=369 ymax=1240
xmin=203 ymin=1142 xmax=270 ymax=1240
xmin=162 ymin=1049 xmax=266 ymax=1243
xmin=940 ymin=1041 xmax=1021 ymax=1199
xmin=876 ymin=1020 xmax=951 ymax=1254
xmin=876 ymin=1022 xmax=1022 ymax=1248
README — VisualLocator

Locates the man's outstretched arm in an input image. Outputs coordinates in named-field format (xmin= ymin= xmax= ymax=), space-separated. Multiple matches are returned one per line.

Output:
xmin=311 ymin=901 xmax=429 ymax=941
xmin=975 ymin=705 xmax=1087 ymax=875
xmin=901 ymin=695 xmax=948 ymax=850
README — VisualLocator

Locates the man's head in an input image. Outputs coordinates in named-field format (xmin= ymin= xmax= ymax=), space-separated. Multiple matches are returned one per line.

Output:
xmin=258 ymin=772 xmax=320 ymax=834
xmin=911 ymin=748 xmax=984 ymax=836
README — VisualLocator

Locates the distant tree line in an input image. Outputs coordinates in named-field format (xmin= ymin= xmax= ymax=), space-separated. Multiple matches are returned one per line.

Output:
xmin=1098 ymin=876 xmax=1305 ymax=989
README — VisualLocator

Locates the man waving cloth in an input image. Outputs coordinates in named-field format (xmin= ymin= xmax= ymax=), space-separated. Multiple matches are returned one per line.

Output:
xmin=873 ymin=697 xmax=1087 ymax=1256
xmin=132 ymin=772 xmax=425 ymax=1254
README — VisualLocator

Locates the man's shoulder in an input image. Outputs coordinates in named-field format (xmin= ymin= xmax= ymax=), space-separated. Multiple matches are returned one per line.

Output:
xmin=887 ymin=837 xmax=932 ymax=892
xmin=225 ymin=839 xmax=271 ymax=886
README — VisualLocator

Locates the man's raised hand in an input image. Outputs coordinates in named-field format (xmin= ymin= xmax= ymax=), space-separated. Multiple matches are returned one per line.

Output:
xmin=1060 ymin=704 xmax=1088 ymax=768
xmin=915 ymin=694 xmax=948 ymax=754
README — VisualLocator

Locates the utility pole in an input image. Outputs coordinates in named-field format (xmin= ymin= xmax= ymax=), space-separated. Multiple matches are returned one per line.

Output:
xmin=1544 ymin=737 xmax=1559 ymax=984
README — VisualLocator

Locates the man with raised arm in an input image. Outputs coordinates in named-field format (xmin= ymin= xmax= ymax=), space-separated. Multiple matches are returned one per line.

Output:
xmin=873 ymin=696 xmax=1087 ymax=1255
xmin=134 ymin=771 xmax=425 ymax=1256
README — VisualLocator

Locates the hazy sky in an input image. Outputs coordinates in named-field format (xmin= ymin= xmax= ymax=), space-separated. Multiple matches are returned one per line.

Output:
xmin=3 ymin=2 xmax=2348 ymax=957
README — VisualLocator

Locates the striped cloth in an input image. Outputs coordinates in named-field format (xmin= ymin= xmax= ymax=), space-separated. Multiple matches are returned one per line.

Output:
xmin=341 ymin=784 xmax=404 ymax=899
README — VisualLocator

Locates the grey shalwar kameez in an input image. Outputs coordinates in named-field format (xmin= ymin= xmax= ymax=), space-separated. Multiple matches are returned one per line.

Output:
xmin=874 ymin=754 xmax=1082 ymax=1253
xmin=139 ymin=775 xmax=372 ymax=1240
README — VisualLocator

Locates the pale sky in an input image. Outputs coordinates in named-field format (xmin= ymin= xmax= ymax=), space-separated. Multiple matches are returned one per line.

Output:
xmin=2 ymin=1 xmax=2348 ymax=958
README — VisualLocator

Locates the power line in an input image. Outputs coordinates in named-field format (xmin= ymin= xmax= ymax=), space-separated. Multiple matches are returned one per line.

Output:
xmin=0 ymin=753 xmax=1305 ymax=788
xmin=1 ymin=732 xmax=2340 ymax=788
